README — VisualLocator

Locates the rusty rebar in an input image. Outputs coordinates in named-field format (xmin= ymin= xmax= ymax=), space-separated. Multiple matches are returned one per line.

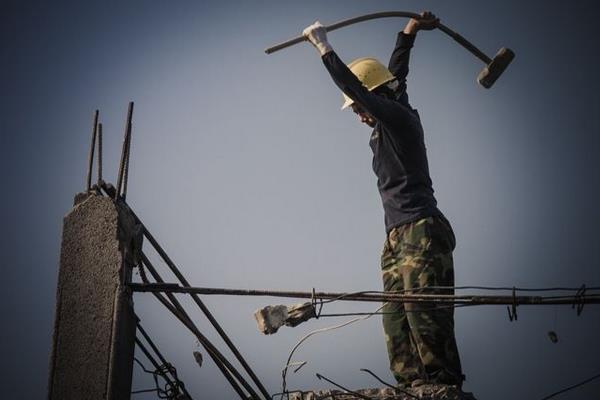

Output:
xmin=135 ymin=337 xmax=180 ymax=393
xmin=128 ymin=283 xmax=600 ymax=306
xmin=99 ymin=180 xmax=270 ymax=399
xmin=315 ymin=373 xmax=373 ymax=400
xmin=141 ymin=254 xmax=260 ymax=400
xmin=116 ymin=102 xmax=134 ymax=199
xmin=97 ymin=122 xmax=103 ymax=184
xmin=86 ymin=110 xmax=99 ymax=191
xmin=122 ymin=118 xmax=131 ymax=200
xmin=136 ymin=321 xmax=194 ymax=399
xmin=137 ymin=219 xmax=271 ymax=399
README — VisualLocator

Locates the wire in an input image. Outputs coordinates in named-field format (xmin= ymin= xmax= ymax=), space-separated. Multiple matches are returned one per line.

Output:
xmin=280 ymin=303 xmax=387 ymax=397
xmin=315 ymin=373 xmax=374 ymax=400
xmin=131 ymin=388 xmax=162 ymax=395
xmin=540 ymin=371 xmax=600 ymax=399
xmin=94 ymin=162 xmax=600 ymax=400
xmin=130 ymin=196 xmax=271 ymax=400
xmin=277 ymin=301 xmax=481 ymax=396
xmin=416 ymin=286 xmax=600 ymax=293
xmin=319 ymin=303 xmax=476 ymax=318
xmin=139 ymin=254 xmax=261 ymax=400
xmin=132 ymin=357 xmax=183 ymax=399
xmin=287 ymin=361 xmax=308 ymax=373
xmin=360 ymin=368 xmax=418 ymax=399
xmin=319 ymin=287 xmax=600 ymax=305
xmin=129 ymin=283 xmax=600 ymax=306
xmin=136 ymin=321 xmax=194 ymax=400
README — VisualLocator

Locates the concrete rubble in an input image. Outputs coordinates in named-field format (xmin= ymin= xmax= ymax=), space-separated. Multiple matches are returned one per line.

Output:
xmin=288 ymin=384 xmax=476 ymax=400
xmin=254 ymin=302 xmax=317 ymax=334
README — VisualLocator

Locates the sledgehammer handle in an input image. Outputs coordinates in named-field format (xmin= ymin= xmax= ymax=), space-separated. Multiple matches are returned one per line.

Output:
xmin=265 ymin=11 xmax=419 ymax=54
xmin=436 ymin=24 xmax=491 ymax=64
xmin=265 ymin=11 xmax=492 ymax=64
xmin=265 ymin=35 xmax=306 ymax=54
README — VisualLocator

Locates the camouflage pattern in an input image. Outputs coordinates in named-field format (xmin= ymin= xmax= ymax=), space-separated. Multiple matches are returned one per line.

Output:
xmin=381 ymin=216 xmax=464 ymax=386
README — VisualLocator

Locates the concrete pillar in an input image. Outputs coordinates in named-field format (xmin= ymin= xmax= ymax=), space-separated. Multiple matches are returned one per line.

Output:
xmin=48 ymin=193 xmax=142 ymax=400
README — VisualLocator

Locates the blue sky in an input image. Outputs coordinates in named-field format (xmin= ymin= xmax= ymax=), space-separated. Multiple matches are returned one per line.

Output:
xmin=1 ymin=1 xmax=599 ymax=399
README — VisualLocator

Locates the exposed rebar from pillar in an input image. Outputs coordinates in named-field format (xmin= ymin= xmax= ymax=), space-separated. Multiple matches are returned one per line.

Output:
xmin=136 ymin=321 xmax=194 ymax=399
xmin=115 ymin=197 xmax=270 ymax=399
xmin=97 ymin=122 xmax=103 ymax=184
xmin=141 ymin=254 xmax=260 ymax=400
xmin=122 ymin=118 xmax=131 ymax=200
xmin=86 ymin=110 xmax=99 ymax=191
xmin=116 ymin=101 xmax=134 ymax=200
xmin=135 ymin=337 xmax=181 ymax=396
xmin=143 ymin=287 xmax=251 ymax=400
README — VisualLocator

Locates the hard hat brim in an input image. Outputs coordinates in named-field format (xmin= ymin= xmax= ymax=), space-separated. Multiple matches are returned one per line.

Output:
xmin=341 ymin=97 xmax=354 ymax=110
xmin=340 ymin=76 xmax=395 ymax=111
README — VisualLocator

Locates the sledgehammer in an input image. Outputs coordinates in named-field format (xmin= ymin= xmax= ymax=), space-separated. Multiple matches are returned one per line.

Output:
xmin=265 ymin=11 xmax=514 ymax=89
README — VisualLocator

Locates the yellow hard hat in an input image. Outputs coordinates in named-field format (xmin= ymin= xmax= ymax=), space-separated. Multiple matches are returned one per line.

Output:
xmin=341 ymin=57 xmax=395 ymax=110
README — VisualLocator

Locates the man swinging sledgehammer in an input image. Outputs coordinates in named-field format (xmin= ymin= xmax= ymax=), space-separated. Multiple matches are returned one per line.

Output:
xmin=302 ymin=11 xmax=466 ymax=390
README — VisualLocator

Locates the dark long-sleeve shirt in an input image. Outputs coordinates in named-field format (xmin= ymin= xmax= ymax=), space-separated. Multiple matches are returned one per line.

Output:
xmin=322 ymin=32 xmax=441 ymax=232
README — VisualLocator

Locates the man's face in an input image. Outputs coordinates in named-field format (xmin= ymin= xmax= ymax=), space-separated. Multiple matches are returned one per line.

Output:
xmin=350 ymin=103 xmax=376 ymax=128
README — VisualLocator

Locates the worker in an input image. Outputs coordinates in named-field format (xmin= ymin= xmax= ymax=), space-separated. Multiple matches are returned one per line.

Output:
xmin=302 ymin=12 xmax=465 ymax=389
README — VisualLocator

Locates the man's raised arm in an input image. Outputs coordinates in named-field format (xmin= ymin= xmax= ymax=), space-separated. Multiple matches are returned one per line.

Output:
xmin=388 ymin=12 xmax=440 ymax=89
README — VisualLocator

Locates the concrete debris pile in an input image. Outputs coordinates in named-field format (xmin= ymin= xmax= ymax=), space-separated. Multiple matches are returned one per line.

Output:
xmin=289 ymin=384 xmax=476 ymax=400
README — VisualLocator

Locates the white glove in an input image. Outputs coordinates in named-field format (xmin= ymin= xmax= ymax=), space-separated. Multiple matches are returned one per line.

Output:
xmin=302 ymin=21 xmax=333 ymax=56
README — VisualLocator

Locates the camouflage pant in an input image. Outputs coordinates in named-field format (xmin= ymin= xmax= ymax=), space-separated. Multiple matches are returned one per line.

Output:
xmin=381 ymin=216 xmax=463 ymax=386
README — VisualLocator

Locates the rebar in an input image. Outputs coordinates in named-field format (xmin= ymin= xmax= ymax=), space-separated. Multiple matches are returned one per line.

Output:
xmin=136 ymin=321 xmax=193 ymax=400
xmin=141 ymin=254 xmax=260 ymax=400
xmin=99 ymin=180 xmax=269 ymax=399
xmin=135 ymin=337 xmax=180 ymax=395
xmin=128 ymin=283 xmax=600 ymax=306
xmin=146 ymin=286 xmax=251 ymax=400
xmin=97 ymin=122 xmax=103 ymax=184
xmin=137 ymin=219 xmax=271 ymax=399
xmin=315 ymin=373 xmax=373 ymax=400
xmin=359 ymin=369 xmax=418 ymax=399
xmin=122 ymin=117 xmax=132 ymax=200
xmin=86 ymin=110 xmax=99 ymax=191
xmin=116 ymin=102 xmax=134 ymax=199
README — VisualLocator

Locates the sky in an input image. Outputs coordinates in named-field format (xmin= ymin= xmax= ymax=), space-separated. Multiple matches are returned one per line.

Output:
xmin=1 ymin=0 xmax=599 ymax=399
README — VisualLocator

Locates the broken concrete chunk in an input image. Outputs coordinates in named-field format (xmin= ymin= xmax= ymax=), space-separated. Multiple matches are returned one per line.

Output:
xmin=192 ymin=351 xmax=203 ymax=368
xmin=254 ymin=305 xmax=288 ymax=334
xmin=254 ymin=302 xmax=316 ymax=335
xmin=285 ymin=302 xmax=317 ymax=327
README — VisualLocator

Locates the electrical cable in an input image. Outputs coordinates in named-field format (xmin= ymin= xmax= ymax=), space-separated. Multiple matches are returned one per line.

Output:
xmin=539 ymin=371 xmax=600 ymax=400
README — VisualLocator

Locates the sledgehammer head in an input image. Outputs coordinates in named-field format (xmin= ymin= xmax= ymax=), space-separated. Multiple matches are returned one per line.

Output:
xmin=477 ymin=47 xmax=515 ymax=89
